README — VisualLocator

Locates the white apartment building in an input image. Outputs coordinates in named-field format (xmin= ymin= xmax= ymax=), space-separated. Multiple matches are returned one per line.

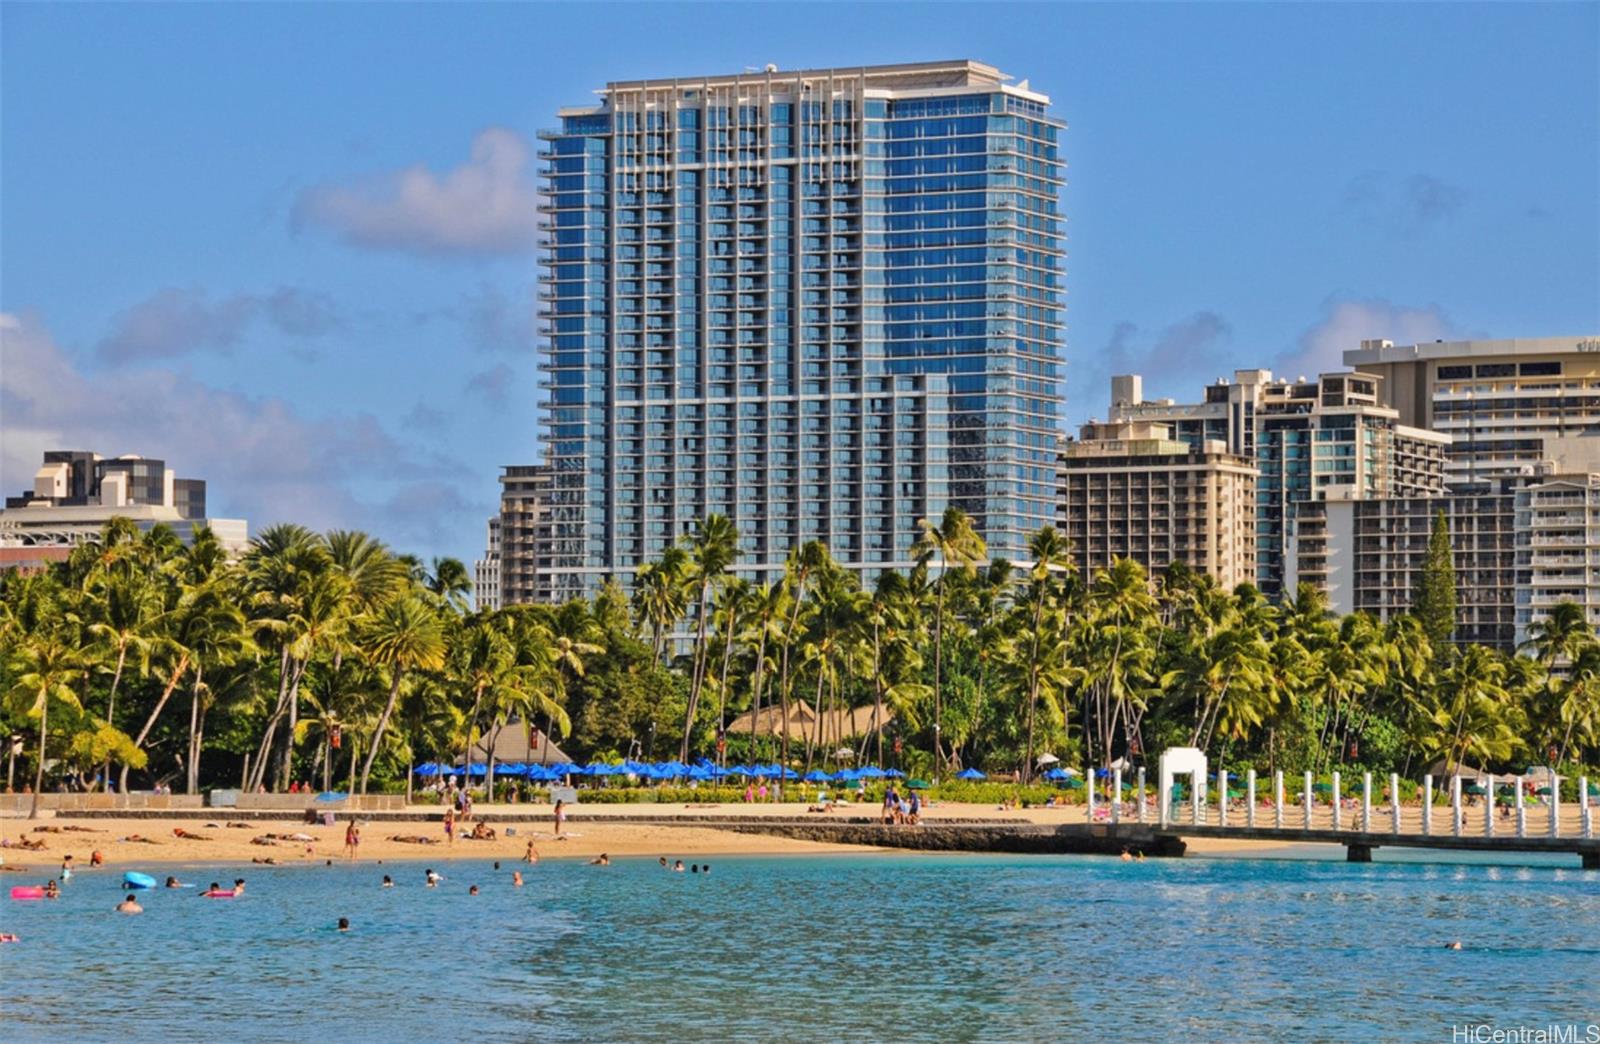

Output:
xmin=1344 ymin=335 xmax=1600 ymax=486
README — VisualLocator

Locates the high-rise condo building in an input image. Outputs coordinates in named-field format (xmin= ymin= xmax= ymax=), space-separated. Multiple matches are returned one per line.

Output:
xmin=1344 ymin=335 xmax=1600 ymax=487
xmin=534 ymin=60 xmax=1065 ymax=601
xmin=1058 ymin=418 xmax=1257 ymax=591
xmin=1105 ymin=371 xmax=1449 ymax=596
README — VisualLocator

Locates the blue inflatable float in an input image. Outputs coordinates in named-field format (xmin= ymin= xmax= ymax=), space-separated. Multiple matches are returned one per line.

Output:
xmin=123 ymin=871 xmax=157 ymax=890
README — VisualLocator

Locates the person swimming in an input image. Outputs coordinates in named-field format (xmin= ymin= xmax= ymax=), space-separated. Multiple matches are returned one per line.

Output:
xmin=589 ymin=854 xmax=610 ymax=866
xmin=165 ymin=876 xmax=184 ymax=888
xmin=232 ymin=878 xmax=246 ymax=895
xmin=659 ymin=857 xmax=669 ymax=869
xmin=116 ymin=895 xmax=143 ymax=914
xmin=338 ymin=917 xmax=350 ymax=932
xmin=512 ymin=870 xmax=523 ymax=887
xmin=425 ymin=868 xmax=441 ymax=887
xmin=381 ymin=875 xmax=394 ymax=888
xmin=43 ymin=880 xmax=60 ymax=899
xmin=672 ymin=860 xmax=685 ymax=873
xmin=468 ymin=885 xmax=480 ymax=896
xmin=690 ymin=864 xmax=699 ymax=874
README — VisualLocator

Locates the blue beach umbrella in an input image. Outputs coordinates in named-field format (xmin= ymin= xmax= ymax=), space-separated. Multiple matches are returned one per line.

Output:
xmin=832 ymin=768 xmax=859 ymax=782
xmin=413 ymin=763 xmax=443 ymax=776
xmin=883 ymin=769 xmax=906 ymax=779
xmin=803 ymin=770 xmax=831 ymax=783
xmin=856 ymin=766 xmax=885 ymax=779
xmin=956 ymin=768 xmax=987 ymax=781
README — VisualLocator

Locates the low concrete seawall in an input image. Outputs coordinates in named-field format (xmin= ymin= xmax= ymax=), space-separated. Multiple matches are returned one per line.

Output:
xmin=722 ymin=820 xmax=1187 ymax=858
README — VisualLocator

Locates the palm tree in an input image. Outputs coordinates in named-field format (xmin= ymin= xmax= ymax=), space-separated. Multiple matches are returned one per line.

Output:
xmin=424 ymin=557 xmax=474 ymax=614
xmin=359 ymin=594 xmax=446 ymax=794
xmin=708 ymin=576 xmax=753 ymax=763
xmin=632 ymin=547 xmax=689 ymax=665
xmin=914 ymin=507 xmax=987 ymax=777
xmin=741 ymin=582 xmax=787 ymax=763
xmin=1433 ymin=644 xmax=1518 ymax=776
xmin=7 ymin=631 xmax=86 ymax=818
xmin=1019 ymin=527 xmax=1071 ymax=781
xmin=1082 ymin=558 xmax=1157 ymax=767
xmin=84 ymin=565 xmax=156 ymax=788
xmin=679 ymin=514 xmax=739 ymax=762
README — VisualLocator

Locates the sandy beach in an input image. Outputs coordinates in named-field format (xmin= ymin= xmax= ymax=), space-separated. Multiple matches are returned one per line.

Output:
xmin=0 ymin=801 xmax=1325 ymax=873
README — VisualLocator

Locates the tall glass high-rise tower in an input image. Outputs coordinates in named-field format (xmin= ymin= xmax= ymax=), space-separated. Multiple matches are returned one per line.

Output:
xmin=537 ymin=60 xmax=1064 ymax=600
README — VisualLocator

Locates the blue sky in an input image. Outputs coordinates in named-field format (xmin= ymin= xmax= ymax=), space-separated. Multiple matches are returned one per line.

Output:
xmin=4 ymin=2 xmax=1597 ymax=565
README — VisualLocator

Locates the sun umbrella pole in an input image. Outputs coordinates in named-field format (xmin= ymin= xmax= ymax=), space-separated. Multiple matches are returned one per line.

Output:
xmin=1486 ymin=773 xmax=1495 ymax=838
xmin=1423 ymin=774 xmax=1433 ymax=836
xmin=1452 ymin=775 xmax=1463 ymax=838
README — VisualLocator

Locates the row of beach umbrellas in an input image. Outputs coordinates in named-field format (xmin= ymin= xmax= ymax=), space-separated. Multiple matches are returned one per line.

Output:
xmin=412 ymin=759 xmax=914 ymax=783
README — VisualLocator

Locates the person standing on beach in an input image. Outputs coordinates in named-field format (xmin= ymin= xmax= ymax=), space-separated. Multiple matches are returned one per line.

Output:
xmin=443 ymin=806 xmax=455 ymax=845
xmin=553 ymin=799 xmax=566 ymax=838
xmin=344 ymin=821 xmax=360 ymax=861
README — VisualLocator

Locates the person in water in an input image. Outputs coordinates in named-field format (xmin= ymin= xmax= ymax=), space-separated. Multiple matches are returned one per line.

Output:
xmin=425 ymin=868 xmax=441 ymax=887
xmin=672 ymin=860 xmax=685 ymax=873
xmin=116 ymin=895 xmax=143 ymax=914
xmin=523 ymin=839 xmax=539 ymax=864
xmin=589 ymin=854 xmax=610 ymax=866
xmin=512 ymin=870 xmax=523 ymax=887
xmin=43 ymin=880 xmax=60 ymax=899
xmin=165 ymin=876 xmax=183 ymax=888
xmin=659 ymin=857 xmax=669 ymax=869
xmin=381 ymin=875 xmax=394 ymax=888
xmin=468 ymin=885 xmax=480 ymax=896
xmin=338 ymin=917 xmax=350 ymax=932
xmin=232 ymin=878 xmax=246 ymax=895
xmin=60 ymin=854 xmax=73 ymax=880
xmin=690 ymin=864 xmax=699 ymax=874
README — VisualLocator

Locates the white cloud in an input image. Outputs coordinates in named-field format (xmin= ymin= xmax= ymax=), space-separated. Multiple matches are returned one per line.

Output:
xmin=2 ymin=311 xmax=487 ymax=550
xmin=1274 ymin=297 xmax=1458 ymax=379
xmin=97 ymin=286 xmax=340 ymax=366
xmin=291 ymin=128 xmax=542 ymax=256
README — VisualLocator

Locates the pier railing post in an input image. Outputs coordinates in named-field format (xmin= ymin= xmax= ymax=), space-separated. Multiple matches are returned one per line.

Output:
xmin=1516 ymin=773 xmax=1527 ymax=839
xmin=1332 ymin=771 xmax=1342 ymax=832
xmin=1218 ymin=767 xmax=1228 ymax=828
xmin=1304 ymin=770 xmax=1313 ymax=831
xmin=1390 ymin=772 xmax=1400 ymax=836
xmin=1087 ymin=769 xmax=1096 ymax=825
xmin=1550 ymin=772 xmax=1560 ymax=839
xmin=1247 ymin=769 xmax=1257 ymax=829
xmin=1487 ymin=773 xmax=1496 ymax=838
xmin=1159 ymin=768 xmax=1169 ymax=830
xmin=1362 ymin=772 xmax=1372 ymax=833
xmin=1582 ymin=776 xmax=1592 ymax=839
xmin=1138 ymin=767 xmax=1147 ymax=825
xmin=1452 ymin=776 xmax=1463 ymax=838
xmin=1112 ymin=768 xmax=1122 ymax=825
xmin=1274 ymin=770 xmax=1284 ymax=830
xmin=1423 ymin=775 xmax=1433 ymax=837
xmin=1192 ymin=772 xmax=1202 ymax=826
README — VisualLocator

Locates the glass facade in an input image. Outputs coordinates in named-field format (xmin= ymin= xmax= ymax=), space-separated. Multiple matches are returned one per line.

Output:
xmin=537 ymin=63 xmax=1064 ymax=599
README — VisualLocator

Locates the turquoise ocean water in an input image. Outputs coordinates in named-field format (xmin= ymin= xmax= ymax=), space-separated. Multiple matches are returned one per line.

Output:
xmin=2 ymin=852 xmax=1597 ymax=1041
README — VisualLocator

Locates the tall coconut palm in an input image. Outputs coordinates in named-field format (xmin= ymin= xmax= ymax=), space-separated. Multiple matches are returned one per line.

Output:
xmin=7 ymin=631 xmax=86 ymax=818
xmin=84 ymin=567 xmax=157 ymax=788
xmin=359 ymin=594 xmax=446 ymax=794
xmin=1018 ymin=527 xmax=1071 ymax=781
xmin=679 ymin=514 xmax=740 ymax=761
xmin=914 ymin=507 xmax=987 ymax=777
xmin=632 ymin=547 xmax=689 ymax=665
